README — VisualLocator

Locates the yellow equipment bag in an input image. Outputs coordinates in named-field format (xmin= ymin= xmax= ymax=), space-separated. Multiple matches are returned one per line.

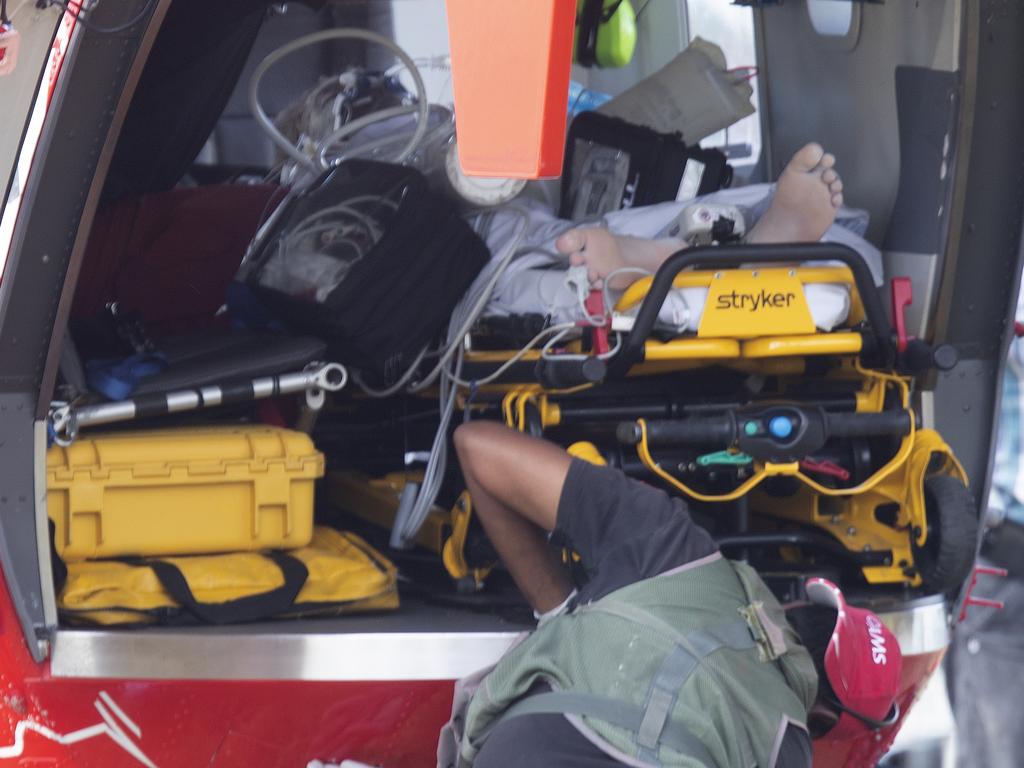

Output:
xmin=58 ymin=527 xmax=398 ymax=626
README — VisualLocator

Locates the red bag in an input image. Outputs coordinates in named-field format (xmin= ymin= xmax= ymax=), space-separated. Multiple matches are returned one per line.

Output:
xmin=74 ymin=184 xmax=283 ymax=336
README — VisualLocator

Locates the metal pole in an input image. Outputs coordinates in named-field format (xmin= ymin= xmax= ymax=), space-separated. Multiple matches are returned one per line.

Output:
xmin=49 ymin=363 xmax=348 ymax=445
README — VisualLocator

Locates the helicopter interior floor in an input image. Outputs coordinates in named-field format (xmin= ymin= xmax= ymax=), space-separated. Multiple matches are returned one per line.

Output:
xmin=109 ymin=596 xmax=530 ymax=636
xmin=50 ymin=592 xmax=531 ymax=682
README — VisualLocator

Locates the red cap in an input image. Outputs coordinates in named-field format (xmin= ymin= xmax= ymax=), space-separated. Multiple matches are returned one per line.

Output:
xmin=805 ymin=577 xmax=903 ymax=739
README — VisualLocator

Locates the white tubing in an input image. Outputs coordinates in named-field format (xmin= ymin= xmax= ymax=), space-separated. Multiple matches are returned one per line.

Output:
xmin=316 ymin=105 xmax=420 ymax=168
xmin=248 ymin=28 xmax=430 ymax=172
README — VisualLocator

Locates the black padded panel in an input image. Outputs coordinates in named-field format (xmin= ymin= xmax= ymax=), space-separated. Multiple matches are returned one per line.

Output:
xmin=883 ymin=66 xmax=959 ymax=254
xmin=102 ymin=0 xmax=270 ymax=201
xmin=133 ymin=331 xmax=327 ymax=395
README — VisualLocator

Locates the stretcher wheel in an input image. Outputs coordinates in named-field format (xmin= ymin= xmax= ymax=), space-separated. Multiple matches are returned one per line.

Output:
xmin=913 ymin=474 xmax=978 ymax=594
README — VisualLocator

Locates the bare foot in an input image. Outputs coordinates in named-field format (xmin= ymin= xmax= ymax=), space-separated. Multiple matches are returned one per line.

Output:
xmin=554 ymin=228 xmax=684 ymax=289
xmin=554 ymin=142 xmax=844 ymax=289
xmin=747 ymin=142 xmax=844 ymax=244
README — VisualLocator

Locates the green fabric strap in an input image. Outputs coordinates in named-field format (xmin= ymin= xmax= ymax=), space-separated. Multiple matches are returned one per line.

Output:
xmin=636 ymin=645 xmax=694 ymax=766
xmin=634 ymin=621 xmax=757 ymax=764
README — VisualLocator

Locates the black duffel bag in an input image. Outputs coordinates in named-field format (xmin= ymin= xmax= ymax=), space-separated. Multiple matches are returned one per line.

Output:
xmin=559 ymin=111 xmax=733 ymax=221
xmin=235 ymin=161 xmax=490 ymax=382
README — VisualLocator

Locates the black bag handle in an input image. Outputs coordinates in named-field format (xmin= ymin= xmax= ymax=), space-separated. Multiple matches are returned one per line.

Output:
xmin=48 ymin=519 xmax=68 ymax=594
xmin=143 ymin=551 xmax=309 ymax=625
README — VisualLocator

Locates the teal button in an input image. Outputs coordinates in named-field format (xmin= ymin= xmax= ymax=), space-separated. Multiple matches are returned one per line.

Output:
xmin=743 ymin=421 xmax=759 ymax=436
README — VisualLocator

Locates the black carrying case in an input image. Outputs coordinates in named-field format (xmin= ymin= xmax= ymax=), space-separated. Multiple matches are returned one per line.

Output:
xmin=238 ymin=161 xmax=490 ymax=383
xmin=559 ymin=111 xmax=733 ymax=221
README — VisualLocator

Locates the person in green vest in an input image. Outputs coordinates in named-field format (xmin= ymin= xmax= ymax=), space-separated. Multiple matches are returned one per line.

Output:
xmin=439 ymin=421 xmax=904 ymax=768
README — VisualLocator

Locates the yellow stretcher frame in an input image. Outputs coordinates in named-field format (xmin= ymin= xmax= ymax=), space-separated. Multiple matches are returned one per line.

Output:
xmin=463 ymin=267 xmax=961 ymax=589
xmin=614 ymin=266 xmax=867 ymax=325
xmin=326 ymin=471 xmax=493 ymax=589
xmin=753 ymin=429 xmax=966 ymax=585
xmin=498 ymin=366 xmax=967 ymax=587
xmin=465 ymin=266 xmax=868 ymax=384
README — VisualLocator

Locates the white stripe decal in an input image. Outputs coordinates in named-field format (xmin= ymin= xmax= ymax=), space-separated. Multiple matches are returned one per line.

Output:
xmin=0 ymin=691 xmax=157 ymax=767
xmin=99 ymin=690 xmax=142 ymax=739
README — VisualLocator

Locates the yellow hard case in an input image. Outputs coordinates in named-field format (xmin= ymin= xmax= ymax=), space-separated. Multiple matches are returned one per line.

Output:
xmin=47 ymin=426 xmax=324 ymax=561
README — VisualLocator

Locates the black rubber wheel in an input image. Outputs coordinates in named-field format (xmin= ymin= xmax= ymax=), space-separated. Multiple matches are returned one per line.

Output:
xmin=913 ymin=474 xmax=979 ymax=594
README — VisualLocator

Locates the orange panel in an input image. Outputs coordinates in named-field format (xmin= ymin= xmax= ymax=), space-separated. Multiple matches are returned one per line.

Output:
xmin=445 ymin=0 xmax=576 ymax=178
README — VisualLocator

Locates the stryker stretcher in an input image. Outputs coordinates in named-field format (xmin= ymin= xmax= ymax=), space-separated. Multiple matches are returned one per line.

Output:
xmin=329 ymin=239 xmax=975 ymax=596
xmin=424 ymin=243 xmax=969 ymax=595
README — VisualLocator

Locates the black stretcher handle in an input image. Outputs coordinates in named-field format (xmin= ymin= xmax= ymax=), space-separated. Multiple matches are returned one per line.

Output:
xmin=606 ymin=242 xmax=893 ymax=378
xmin=617 ymin=408 xmax=912 ymax=446
xmin=535 ymin=357 xmax=607 ymax=390
xmin=824 ymin=410 xmax=912 ymax=438
xmin=716 ymin=532 xmax=892 ymax=567
xmin=615 ymin=413 xmax=737 ymax=446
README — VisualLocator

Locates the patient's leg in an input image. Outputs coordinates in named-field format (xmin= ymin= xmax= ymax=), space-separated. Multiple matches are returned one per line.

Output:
xmin=555 ymin=142 xmax=845 ymax=287
xmin=746 ymin=142 xmax=844 ymax=244
xmin=554 ymin=229 xmax=684 ymax=289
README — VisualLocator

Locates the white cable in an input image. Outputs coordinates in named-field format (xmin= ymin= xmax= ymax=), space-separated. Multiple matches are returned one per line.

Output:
xmin=539 ymin=328 xmax=623 ymax=362
xmin=400 ymin=321 xmax=616 ymax=543
xmin=602 ymin=266 xmax=653 ymax=316
xmin=316 ymin=105 xmax=420 ymax=169
xmin=351 ymin=346 xmax=428 ymax=398
xmin=281 ymin=197 xmax=401 ymax=267
xmin=248 ymin=29 xmax=430 ymax=172
xmin=387 ymin=211 xmax=536 ymax=540
xmin=325 ymin=117 xmax=455 ymax=167
xmin=406 ymin=209 xmax=533 ymax=392
xmin=444 ymin=322 xmax=578 ymax=387
xmin=395 ymin=346 xmax=464 ymax=546
xmin=408 ymin=211 xmax=588 ymax=393
xmin=565 ymin=265 xmax=607 ymax=327
xmin=349 ymin=208 xmax=530 ymax=398
xmin=383 ymin=212 xmax=593 ymax=542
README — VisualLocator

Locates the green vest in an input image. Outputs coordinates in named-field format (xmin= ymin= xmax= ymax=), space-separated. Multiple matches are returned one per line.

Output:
xmin=460 ymin=554 xmax=818 ymax=768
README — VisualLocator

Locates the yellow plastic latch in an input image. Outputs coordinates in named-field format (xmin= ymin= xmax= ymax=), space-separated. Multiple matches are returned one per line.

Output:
xmin=568 ymin=441 xmax=607 ymax=466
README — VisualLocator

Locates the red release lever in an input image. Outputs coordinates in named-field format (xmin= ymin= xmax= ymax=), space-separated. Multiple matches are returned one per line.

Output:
xmin=799 ymin=458 xmax=851 ymax=481
xmin=890 ymin=277 xmax=913 ymax=354
xmin=584 ymin=289 xmax=610 ymax=355
xmin=959 ymin=564 xmax=1008 ymax=622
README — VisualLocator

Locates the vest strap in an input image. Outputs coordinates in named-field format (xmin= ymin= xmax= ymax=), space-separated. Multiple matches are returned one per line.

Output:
xmin=492 ymin=691 xmax=716 ymax=767
xmin=484 ymin=617 xmax=757 ymax=765
xmin=634 ymin=621 xmax=757 ymax=763
xmin=636 ymin=645 xmax=694 ymax=765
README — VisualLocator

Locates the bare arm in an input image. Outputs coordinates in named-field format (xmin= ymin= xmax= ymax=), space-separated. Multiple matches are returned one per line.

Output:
xmin=453 ymin=422 xmax=574 ymax=612
xmin=453 ymin=421 xmax=573 ymax=532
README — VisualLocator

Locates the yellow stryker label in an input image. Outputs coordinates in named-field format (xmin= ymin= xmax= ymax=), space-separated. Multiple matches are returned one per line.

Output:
xmin=698 ymin=269 xmax=816 ymax=339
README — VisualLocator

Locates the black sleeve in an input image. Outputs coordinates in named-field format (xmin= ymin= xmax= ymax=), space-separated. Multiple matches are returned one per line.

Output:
xmin=554 ymin=459 xmax=717 ymax=601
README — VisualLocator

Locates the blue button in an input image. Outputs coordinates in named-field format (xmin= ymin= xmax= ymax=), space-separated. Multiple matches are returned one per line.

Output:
xmin=769 ymin=416 xmax=793 ymax=439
